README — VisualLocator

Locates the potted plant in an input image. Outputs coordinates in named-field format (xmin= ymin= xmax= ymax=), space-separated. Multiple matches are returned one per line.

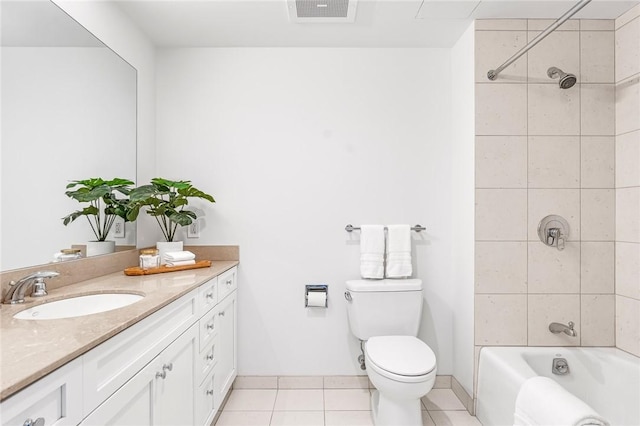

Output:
xmin=62 ymin=177 xmax=134 ymax=257
xmin=128 ymin=178 xmax=215 ymax=261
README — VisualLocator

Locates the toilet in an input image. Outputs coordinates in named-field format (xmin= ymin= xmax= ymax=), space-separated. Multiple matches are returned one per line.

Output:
xmin=345 ymin=279 xmax=437 ymax=426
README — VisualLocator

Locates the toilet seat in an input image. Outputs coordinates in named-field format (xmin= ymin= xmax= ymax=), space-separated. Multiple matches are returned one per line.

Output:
xmin=365 ymin=336 xmax=436 ymax=383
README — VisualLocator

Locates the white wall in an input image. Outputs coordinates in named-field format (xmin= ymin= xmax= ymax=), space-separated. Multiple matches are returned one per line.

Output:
xmin=156 ymin=48 xmax=455 ymax=375
xmin=450 ymin=23 xmax=476 ymax=395
xmin=53 ymin=0 xmax=160 ymax=248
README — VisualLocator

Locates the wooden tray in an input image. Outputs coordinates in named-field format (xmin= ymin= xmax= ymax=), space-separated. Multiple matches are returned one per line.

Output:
xmin=124 ymin=260 xmax=212 ymax=276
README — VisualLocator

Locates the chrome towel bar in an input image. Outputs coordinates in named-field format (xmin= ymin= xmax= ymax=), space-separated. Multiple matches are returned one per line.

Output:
xmin=345 ymin=224 xmax=426 ymax=233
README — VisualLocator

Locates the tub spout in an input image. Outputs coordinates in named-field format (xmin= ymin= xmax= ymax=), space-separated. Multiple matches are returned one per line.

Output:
xmin=549 ymin=321 xmax=576 ymax=337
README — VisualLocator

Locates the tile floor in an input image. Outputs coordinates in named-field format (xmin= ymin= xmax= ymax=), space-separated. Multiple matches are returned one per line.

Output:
xmin=214 ymin=385 xmax=483 ymax=426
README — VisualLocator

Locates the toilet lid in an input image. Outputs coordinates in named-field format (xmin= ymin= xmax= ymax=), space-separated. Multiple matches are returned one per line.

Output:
xmin=366 ymin=336 xmax=436 ymax=376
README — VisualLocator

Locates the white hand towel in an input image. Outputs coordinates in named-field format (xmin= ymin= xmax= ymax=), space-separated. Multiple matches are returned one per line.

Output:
xmin=385 ymin=225 xmax=412 ymax=278
xmin=514 ymin=376 xmax=610 ymax=426
xmin=164 ymin=251 xmax=196 ymax=262
xmin=360 ymin=225 xmax=385 ymax=279
xmin=166 ymin=260 xmax=196 ymax=267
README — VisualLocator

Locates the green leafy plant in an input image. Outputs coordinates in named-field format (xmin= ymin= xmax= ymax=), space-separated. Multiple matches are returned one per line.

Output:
xmin=128 ymin=178 xmax=215 ymax=242
xmin=62 ymin=177 xmax=135 ymax=241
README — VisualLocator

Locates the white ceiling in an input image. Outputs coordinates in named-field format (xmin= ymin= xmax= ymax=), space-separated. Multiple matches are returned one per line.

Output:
xmin=116 ymin=0 xmax=639 ymax=48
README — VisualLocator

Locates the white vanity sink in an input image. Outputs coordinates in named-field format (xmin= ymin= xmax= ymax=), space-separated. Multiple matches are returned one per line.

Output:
xmin=13 ymin=293 xmax=144 ymax=320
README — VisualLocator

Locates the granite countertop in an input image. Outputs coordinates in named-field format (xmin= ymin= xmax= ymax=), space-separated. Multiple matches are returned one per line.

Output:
xmin=0 ymin=260 xmax=238 ymax=401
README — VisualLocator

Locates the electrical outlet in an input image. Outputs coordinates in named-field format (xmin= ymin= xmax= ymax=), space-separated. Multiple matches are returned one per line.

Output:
xmin=187 ymin=220 xmax=200 ymax=238
xmin=113 ymin=217 xmax=125 ymax=238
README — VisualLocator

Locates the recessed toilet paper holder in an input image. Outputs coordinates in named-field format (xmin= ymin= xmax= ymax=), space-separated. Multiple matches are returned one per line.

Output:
xmin=538 ymin=214 xmax=570 ymax=251
xmin=305 ymin=284 xmax=328 ymax=308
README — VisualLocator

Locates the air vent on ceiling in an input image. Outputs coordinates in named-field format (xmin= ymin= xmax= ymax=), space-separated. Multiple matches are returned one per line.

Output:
xmin=287 ymin=0 xmax=358 ymax=23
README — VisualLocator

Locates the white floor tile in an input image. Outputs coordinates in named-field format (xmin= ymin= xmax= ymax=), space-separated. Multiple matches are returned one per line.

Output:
xmin=323 ymin=376 xmax=369 ymax=389
xmin=324 ymin=389 xmax=371 ymax=411
xmin=325 ymin=411 xmax=374 ymax=426
xmin=224 ymin=390 xmax=278 ymax=411
xmin=429 ymin=410 xmax=483 ymax=426
xmin=421 ymin=389 xmax=466 ymax=411
xmin=215 ymin=411 xmax=272 ymax=426
xmin=269 ymin=411 xmax=324 ymax=426
xmin=278 ymin=376 xmax=324 ymax=389
xmin=234 ymin=376 xmax=278 ymax=389
xmin=274 ymin=389 xmax=324 ymax=411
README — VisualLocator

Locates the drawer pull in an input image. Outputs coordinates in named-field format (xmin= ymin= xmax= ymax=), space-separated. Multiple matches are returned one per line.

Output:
xmin=156 ymin=371 xmax=166 ymax=380
xmin=23 ymin=419 xmax=45 ymax=426
xmin=226 ymin=279 xmax=232 ymax=286
xmin=205 ymin=292 xmax=214 ymax=299
xmin=207 ymin=353 xmax=214 ymax=361
xmin=219 ymin=311 xmax=226 ymax=317
xmin=163 ymin=363 xmax=173 ymax=372
xmin=206 ymin=389 xmax=214 ymax=396
xmin=206 ymin=322 xmax=215 ymax=330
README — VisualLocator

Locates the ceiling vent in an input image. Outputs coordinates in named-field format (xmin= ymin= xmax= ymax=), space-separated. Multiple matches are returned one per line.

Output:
xmin=287 ymin=0 xmax=358 ymax=23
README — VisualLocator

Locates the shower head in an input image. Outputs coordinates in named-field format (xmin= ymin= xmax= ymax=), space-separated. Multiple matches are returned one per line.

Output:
xmin=547 ymin=67 xmax=577 ymax=89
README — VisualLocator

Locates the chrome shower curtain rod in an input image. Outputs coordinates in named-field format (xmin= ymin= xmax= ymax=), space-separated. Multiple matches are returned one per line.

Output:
xmin=487 ymin=0 xmax=592 ymax=81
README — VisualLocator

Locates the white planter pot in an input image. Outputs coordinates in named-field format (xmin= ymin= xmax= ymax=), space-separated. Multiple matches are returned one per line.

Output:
xmin=86 ymin=240 xmax=116 ymax=257
xmin=156 ymin=241 xmax=184 ymax=265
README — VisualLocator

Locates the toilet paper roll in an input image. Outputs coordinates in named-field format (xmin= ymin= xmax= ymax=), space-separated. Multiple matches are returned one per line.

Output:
xmin=307 ymin=291 xmax=327 ymax=307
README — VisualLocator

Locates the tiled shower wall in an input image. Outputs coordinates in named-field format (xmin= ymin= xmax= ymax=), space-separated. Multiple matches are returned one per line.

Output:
xmin=474 ymin=19 xmax=618 ymax=350
xmin=615 ymin=5 xmax=640 ymax=357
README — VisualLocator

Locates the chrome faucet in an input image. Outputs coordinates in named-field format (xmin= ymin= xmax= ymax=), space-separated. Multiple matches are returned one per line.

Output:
xmin=2 ymin=271 xmax=59 ymax=304
xmin=549 ymin=321 xmax=577 ymax=337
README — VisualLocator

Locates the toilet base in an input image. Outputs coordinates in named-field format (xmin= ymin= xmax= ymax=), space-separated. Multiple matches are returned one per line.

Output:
xmin=370 ymin=389 xmax=423 ymax=426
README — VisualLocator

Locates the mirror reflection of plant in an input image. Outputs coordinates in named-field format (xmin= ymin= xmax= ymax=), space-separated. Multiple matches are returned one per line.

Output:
xmin=62 ymin=178 xmax=135 ymax=241
xmin=128 ymin=178 xmax=215 ymax=242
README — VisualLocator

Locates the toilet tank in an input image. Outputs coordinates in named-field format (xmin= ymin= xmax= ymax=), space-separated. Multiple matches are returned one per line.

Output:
xmin=345 ymin=279 xmax=423 ymax=340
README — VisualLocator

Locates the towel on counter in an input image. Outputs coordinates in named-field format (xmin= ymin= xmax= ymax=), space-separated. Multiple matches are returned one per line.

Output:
xmin=360 ymin=225 xmax=385 ymax=279
xmin=385 ymin=224 xmax=412 ymax=278
xmin=166 ymin=260 xmax=196 ymax=267
xmin=164 ymin=251 xmax=196 ymax=262
xmin=514 ymin=376 xmax=610 ymax=426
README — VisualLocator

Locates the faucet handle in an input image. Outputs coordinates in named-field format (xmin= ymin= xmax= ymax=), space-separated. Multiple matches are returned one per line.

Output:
xmin=31 ymin=278 xmax=48 ymax=297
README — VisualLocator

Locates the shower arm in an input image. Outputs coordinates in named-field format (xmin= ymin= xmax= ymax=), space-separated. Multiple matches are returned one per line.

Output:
xmin=487 ymin=0 xmax=592 ymax=81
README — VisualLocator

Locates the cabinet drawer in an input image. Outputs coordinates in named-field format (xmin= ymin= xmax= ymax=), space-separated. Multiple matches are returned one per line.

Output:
xmin=83 ymin=289 xmax=198 ymax=416
xmin=217 ymin=267 xmax=237 ymax=301
xmin=195 ymin=368 xmax=216 ymax=426
xmin=197 ymin=277 xmax=217 ymax=315
xmin=199 ymin=305 xmax=219 ymax=352
xmin=0 ymin=357 xmax=83 ymax=426
xmin=197 ymin=336 xmax=218 ymax=385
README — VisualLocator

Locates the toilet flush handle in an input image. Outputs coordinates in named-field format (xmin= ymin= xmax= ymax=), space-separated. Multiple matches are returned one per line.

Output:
xmin=344 ymin=291 xmax=352 ymax=302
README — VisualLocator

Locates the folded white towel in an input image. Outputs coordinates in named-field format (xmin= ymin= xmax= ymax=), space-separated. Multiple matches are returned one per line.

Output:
xmin=514 ymin=376 xmax=610 ymax=426
xmin=385 ymin=225 xmax=412 ymax=278
xmin=166 ymin=260 xmax=196 ymax=267
xmin=360 ymin=225 xmax=384 ymax=279
xmin=164 ymin=251 xmax=196 ymax=262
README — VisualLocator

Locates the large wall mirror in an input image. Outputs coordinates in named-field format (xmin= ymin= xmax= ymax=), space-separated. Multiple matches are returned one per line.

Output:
xmin=1 ymin=0 xmax=137 ymax=271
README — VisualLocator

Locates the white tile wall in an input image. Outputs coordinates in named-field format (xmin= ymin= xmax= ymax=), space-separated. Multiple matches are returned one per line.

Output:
xmin=475 ymin=18 xmax=619 ymax=358
xmin=582 ymin=136 xmax=615 ymax=188
xmin=528 ymin=136 xmax=580 ymax=188
xmin=476 ymin=136 xmax=527 ymax=188
xmin=615 ymin=7 xmax=640 ymax=358
xmin=528 ymin=84 xmax=580 ymax=135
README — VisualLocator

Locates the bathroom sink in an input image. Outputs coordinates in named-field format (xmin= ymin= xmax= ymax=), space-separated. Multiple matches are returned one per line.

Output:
xmin=13 ymin=293 xmax=144 ymax=320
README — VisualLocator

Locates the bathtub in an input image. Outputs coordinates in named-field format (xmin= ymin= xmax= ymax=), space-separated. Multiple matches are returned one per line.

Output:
xmin=476 ymin=347 xmax=640 ymax=426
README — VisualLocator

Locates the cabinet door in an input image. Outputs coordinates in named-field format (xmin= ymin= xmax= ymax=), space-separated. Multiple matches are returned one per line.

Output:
xmin=80 ymin=360 xmax=157 ymax=426
xmin=215 ymin=291 xmax=237 ymax=403
xmin=155 ymin=324 xmax=197 ymax=426
xmin=0 ymin=358 xmax=82 ymax=426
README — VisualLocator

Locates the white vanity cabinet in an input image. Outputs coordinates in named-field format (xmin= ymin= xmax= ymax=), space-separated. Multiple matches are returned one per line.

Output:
xmin=80 ymin=324 xmax=198 ymax=426
xmin=0 ymin=265 xmax=238 ymax=426
xmin=0 ymin=357 xmax=83 ymax=426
